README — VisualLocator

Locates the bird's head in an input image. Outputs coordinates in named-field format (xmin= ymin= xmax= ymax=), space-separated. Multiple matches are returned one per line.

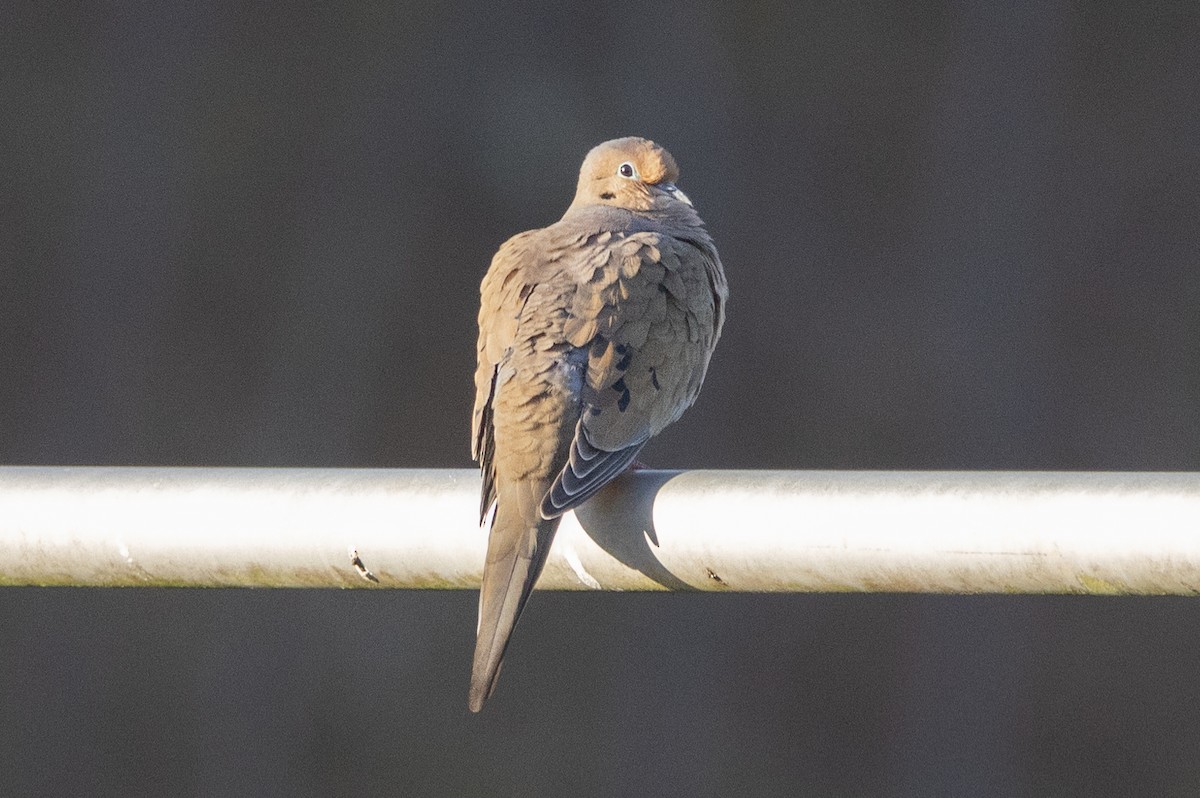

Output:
xmin=569 ymin=137 xmax=693 ymax=213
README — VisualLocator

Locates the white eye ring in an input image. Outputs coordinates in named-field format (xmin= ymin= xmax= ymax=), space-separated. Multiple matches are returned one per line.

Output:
xmin=617 ymin=161 xmax=638 ymax=179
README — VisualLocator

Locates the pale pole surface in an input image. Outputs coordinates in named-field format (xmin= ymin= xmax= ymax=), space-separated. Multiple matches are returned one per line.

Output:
xmin=1 ymin=467 xmax=1199 ymax=594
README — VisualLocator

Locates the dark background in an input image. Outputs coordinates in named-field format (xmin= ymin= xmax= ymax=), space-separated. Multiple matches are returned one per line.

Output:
xmin=3 ymin=1 xmax=1200 ymax=794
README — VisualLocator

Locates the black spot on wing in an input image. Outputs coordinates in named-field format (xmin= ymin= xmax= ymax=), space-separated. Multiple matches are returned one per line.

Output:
xmin=614 ymin=344 xmax=632 ymax=371
xmin=612 ymin=377 xmax=630 ymax=412
xmin=540 ymin=421 xmax=646 ymax=518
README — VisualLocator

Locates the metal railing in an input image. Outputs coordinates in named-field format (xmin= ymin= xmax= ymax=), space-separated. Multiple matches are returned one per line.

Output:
xmin=1 ymin=467 xmax=1198 ymax=594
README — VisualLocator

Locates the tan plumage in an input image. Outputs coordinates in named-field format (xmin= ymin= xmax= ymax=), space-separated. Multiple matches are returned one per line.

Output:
xmin=470 ymin=137 xmax=727 ymax=712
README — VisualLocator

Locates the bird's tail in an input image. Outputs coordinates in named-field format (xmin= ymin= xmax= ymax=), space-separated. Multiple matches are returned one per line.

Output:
xmin=470 ymin=480 xmax=562 ymax=712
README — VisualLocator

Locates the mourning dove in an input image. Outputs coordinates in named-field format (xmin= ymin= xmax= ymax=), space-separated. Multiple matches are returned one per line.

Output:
xmin=470 ymin=137 xmax=727 ymax=712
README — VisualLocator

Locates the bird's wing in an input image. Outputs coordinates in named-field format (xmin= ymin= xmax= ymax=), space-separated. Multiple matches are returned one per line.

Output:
xmin=472 ymin=229 xmax=544 ymax=524
xmin=541 ymin=230 xmax=726 ymax=517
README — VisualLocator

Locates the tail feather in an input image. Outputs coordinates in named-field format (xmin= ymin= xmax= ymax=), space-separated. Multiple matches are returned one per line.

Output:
xmin=470 ymin=480 xmax=562 ymax=712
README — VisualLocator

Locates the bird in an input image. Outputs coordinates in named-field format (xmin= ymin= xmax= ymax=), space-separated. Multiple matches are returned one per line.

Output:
xmin=470 ymin=137 xmax=727 ymax=712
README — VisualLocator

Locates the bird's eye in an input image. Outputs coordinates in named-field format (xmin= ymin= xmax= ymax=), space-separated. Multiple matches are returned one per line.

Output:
xmin=618 ymin=162 xmax=638 ymax=179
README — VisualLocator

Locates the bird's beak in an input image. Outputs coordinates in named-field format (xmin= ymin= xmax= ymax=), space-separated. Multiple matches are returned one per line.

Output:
xmin=659 ymin=182 xmax=693 ymax=207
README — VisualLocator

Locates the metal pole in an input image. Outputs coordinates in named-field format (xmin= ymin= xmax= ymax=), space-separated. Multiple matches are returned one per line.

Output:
xmin=1 ymin=467 xmax=1198 ymax=594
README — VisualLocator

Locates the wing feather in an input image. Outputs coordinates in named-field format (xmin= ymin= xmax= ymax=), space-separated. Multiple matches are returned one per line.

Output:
xmin=543 ymin=230 xmax=726 ymax=513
